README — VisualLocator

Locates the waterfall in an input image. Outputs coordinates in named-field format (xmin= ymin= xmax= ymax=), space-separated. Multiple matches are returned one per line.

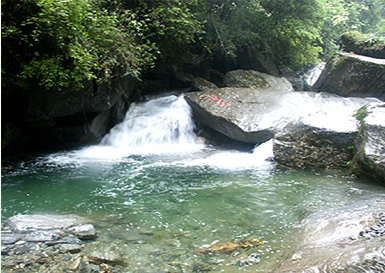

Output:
xmin=80 ymin=95 xmax=204 ymax=158
xmin=304 ymin=62 xmax=326 ymax=87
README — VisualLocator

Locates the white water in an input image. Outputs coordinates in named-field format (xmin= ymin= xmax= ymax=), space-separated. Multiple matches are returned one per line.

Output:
xmin=73 ymin=95 xmax=274 ymax=170
xmin=79 ymin=95 xmax=204 ymax=158
xmin=304 ymin=62 xmax=326 ymax=86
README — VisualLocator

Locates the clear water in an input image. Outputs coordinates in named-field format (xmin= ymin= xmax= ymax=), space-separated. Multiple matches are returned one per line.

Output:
xmin=2 ymin=95 xmax=384 ymax=272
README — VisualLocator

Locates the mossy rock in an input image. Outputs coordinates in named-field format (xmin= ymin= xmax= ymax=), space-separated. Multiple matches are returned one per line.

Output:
xmin=340 ymin=31 xmax=385 ymax=59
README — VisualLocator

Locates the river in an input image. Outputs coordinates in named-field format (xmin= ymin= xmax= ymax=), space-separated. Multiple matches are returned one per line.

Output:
xmin=2 ymin=95 xmax=385 ymax=272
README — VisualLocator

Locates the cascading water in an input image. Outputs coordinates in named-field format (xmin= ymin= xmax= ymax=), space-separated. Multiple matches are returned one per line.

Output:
xmin=2 ymin=94 xmax=385 ymax=273
xmin=79 ymin=95 xmax=205 ymax=158
xmin=304 ymin=62 xmax=326 ymax=86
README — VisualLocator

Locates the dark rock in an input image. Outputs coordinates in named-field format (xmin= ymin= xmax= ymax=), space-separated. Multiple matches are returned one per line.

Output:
xmin=273 ymin=123 xmax=356 ymax=169
xmin=340 ymin=32 xmax=385 ymax=59
xmin=1 ymin=246 xmax=10 ymax=255
xmin=313 ymin=52 xmax=385 ymax=100
xmin=353 ymin=103 xmax=385 ymax=182
xmin=235 ymin=45 xmax=279 ymax=76
xmin=223 ymin=70 xmax=293 ymax=91
xmin=2 ymin=75 xmax=138 ymax=156
xmin=191 ymin=77 xmax=218 ymax=91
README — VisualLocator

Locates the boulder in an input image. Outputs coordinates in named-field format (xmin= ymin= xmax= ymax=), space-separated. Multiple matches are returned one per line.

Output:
xmin=313 ymin=52 xmax=385 ymax=100
xmin=273 ymin=97 xmax=381 ymax=170
xmin=223 ymin=70 xmax=293 ymax=91
xmin=7 ymin=214 xmax=88 ymax=233
xmin=273 ymin=123 xmax=356 ymax=169
xmin=339 ymin=31 xmax=385 ymax=59
xmin=186 ymin=81 xmax=377 ymax=147
xmin=353 ymin=103 xmax=385 ymax=182
xmin=191 ymin=77 xmax=218 ymax=91
xmin=2 ymin=75 xmax=138 ymax=156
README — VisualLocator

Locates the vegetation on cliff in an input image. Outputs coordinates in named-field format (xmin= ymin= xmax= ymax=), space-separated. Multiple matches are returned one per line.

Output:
xmin=2 ymin=0 xmax=384 ymax=90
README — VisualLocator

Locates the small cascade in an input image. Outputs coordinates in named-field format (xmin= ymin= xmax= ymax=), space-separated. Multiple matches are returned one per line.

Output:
xmin=304 ymin=62 xmax=326 ymax=87
xmin=80 ymin=95 xmax=204 ymax=158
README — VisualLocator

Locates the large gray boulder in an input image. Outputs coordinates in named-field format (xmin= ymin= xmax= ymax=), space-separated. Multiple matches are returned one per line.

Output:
xmin=313 ymin=52 xmax=385 ymax=100
xmin=273 ymin=123 xmax=356 ymax=169
xmin=186 ymin=80 xmax=378 ymax=148
xmin=273 ymin=97 xmax=381 ymax=170
xmin=353 ymin=103 xmax=385 ymax=182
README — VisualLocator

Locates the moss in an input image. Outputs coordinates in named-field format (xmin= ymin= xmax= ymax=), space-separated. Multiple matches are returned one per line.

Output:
xmin=353 ymin=105 xmax=369 ymax=122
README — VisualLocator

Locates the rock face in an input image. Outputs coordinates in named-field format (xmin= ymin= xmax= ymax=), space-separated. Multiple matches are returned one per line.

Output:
xmin=223 ymin=69 xmax=293 ymax=91
xmin=191 ymin=77 xmax=218 ymax=91
xmin=353 ymin=104 xmax=385 ymax=182
xmin=2 ymin=75 xmax=138 ymax=156
xmin=313 ymin=52 xmax=385 ymax=100
xmin=273 ymin=123 xmax=356 ymax=169
xmin=272 ymin=97 xmax=381 ymax=169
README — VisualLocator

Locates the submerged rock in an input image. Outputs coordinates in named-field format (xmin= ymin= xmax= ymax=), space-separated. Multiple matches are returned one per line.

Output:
xmin=68 ymin=224 xmax=97 ymax=240
xmin=274 ymin=199 xmax=385 ymax=273
xmin=6 ymin=214 xmax=88 ymax=233
xmin=353 ymin=103 xmax=385 ymax=182
xmin=313 ymin=52 xmax=385 ymax=100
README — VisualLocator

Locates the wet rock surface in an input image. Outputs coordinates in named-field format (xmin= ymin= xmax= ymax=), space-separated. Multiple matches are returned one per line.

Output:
xmin=313 ymin=52 xmax=385 ymax=100
xmin=1 ymin=214 xmax=106 ymax=273
xmin=273 ymin=122 xmax=356 ymax=169
xmin=353 ymin=103 xmax=385 ymax=183
xmin=186 ymin=82 xmax=379 ymax=148
xmin=274 ymin=199 xmax=385 ymax=273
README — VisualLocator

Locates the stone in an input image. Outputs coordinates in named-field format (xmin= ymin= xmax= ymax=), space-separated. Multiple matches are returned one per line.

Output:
xmin=7 ymin=214 xmax=88 ymax=233
xmin=1 ymin=233 xmax=21 ymax=244
xmin=25 ymin=230 xmax=61 ymax=242
xmin=68 ymin=224 xmax=97 ymax=240
xmin=191 ymin=77 xmax=218 ymax=91
xmin=353 ymin=103 xmax=385 ymax=182
xmin=60 ymin=244 xmax=83 ymax=254
xmin=1 ymin=246 xmax=10 ymax=255
xmin=313 ymin=52 xmax=385 ymax=100
xmin=339 ymin=32 xmax=385 ymax=59
xmin=86 ymin=244 xmax=127 ymax=266
xmin=223 ymin=70 xmax=294 ymax=91
xmin=186 ymin=86 xmax=378 ymax=146
xmin=273 ymin=123 xmax=356 ymax=169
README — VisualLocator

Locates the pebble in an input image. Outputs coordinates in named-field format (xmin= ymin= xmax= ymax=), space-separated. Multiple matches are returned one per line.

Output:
xmin=357 ymin=212 xmax=385 ymax=240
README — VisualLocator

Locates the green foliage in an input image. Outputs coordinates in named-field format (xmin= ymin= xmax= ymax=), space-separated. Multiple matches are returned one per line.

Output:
xmin=353 ymin=105 xmax=369 ymax=122
xmin=2 ymin=0 xmax=143 ymax=88
xmin=2 ymin=0 xmax=384 ymax=90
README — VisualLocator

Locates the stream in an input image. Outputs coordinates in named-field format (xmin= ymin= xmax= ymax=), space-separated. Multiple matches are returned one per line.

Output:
xmin=2 ymin=95 xmax=385 ymax=272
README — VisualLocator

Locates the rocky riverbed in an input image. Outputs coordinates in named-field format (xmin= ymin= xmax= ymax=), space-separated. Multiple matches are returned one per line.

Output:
xmin=2 ymin=205 xmax=385 ymax=273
